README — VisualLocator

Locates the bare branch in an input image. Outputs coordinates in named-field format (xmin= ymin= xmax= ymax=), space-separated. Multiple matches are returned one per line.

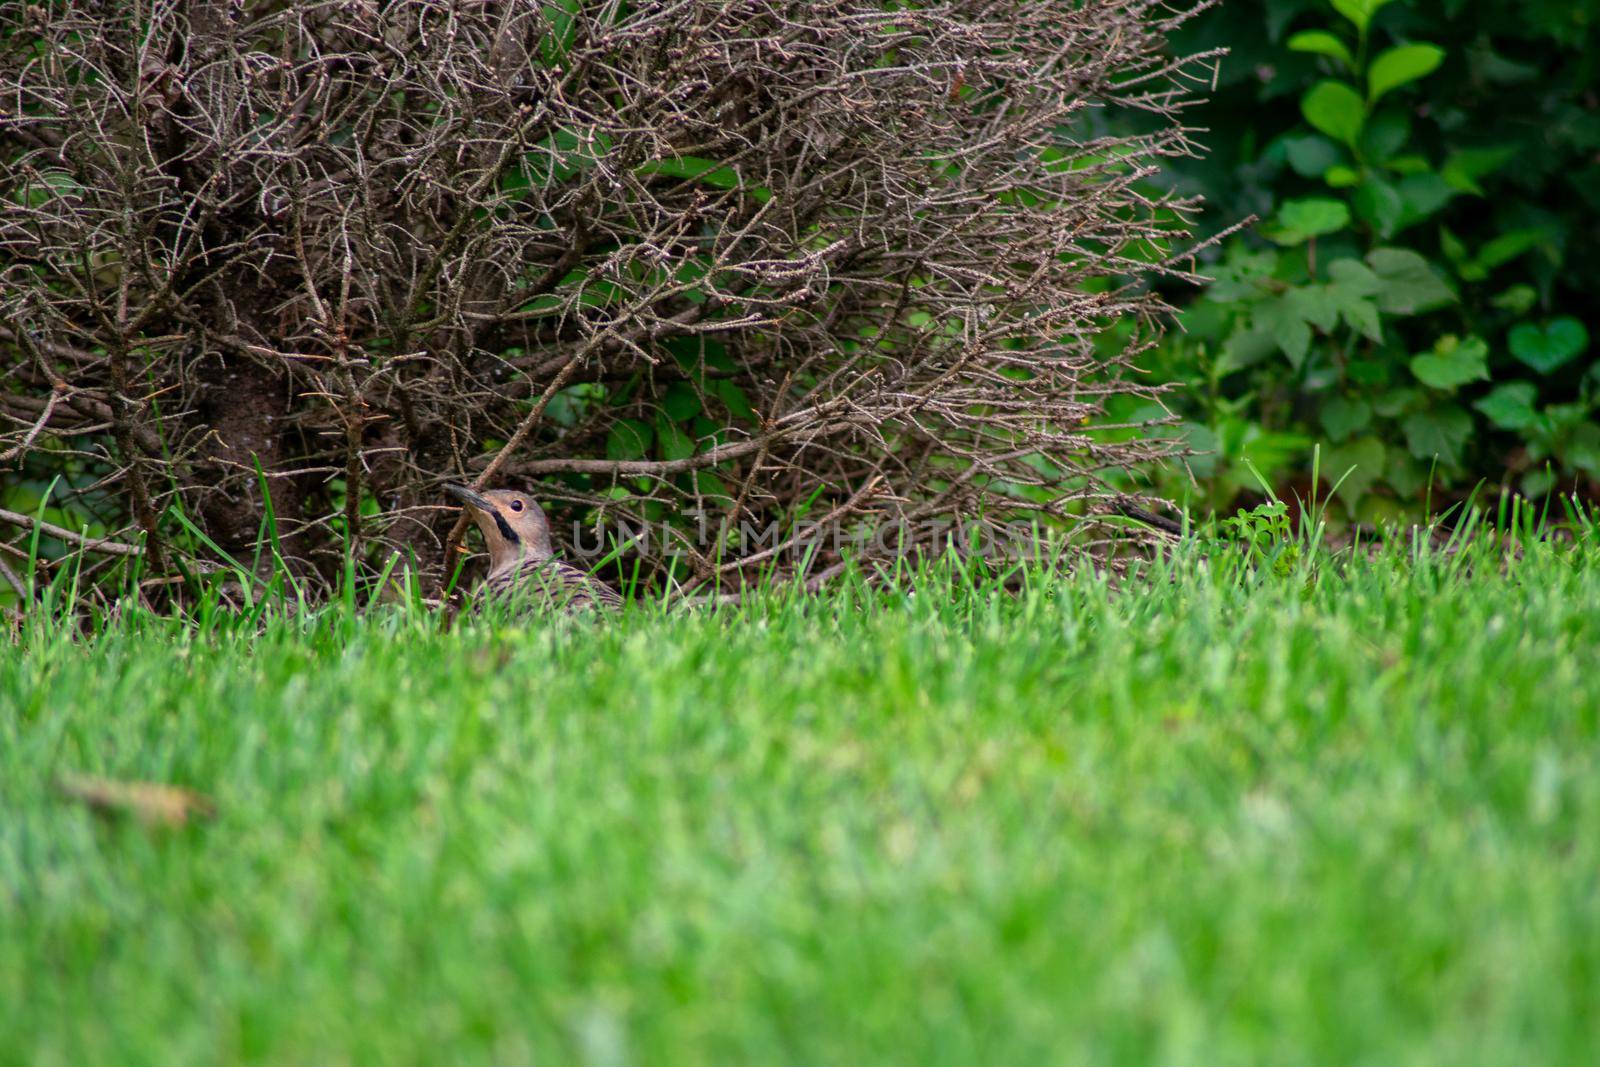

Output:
xmin=1 ymin=0 xmax=1215 ymax=599
xmin=0 ymin=508 xmax=144 ymax=557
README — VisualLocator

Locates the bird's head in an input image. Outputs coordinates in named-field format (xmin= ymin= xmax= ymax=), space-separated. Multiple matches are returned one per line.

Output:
xmin=446 ymin=484 xmax=554 ymax=570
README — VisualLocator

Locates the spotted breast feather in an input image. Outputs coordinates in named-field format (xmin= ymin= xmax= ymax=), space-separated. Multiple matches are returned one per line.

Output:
xmin=484 ymin=556 xmax=622 ymax=614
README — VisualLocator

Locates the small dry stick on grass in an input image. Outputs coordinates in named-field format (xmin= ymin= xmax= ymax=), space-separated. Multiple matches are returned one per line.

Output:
xmin=56 ymin=774 xmax=217 ymax=829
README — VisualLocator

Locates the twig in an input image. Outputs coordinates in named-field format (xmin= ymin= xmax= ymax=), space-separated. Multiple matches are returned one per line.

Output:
xmin=0 ymin=508 xmax=144 ymax=556
xmin=0 ymin=553 xmax=27 ymax=603
xmin=0 ymin=386 xmax=67 ymax=464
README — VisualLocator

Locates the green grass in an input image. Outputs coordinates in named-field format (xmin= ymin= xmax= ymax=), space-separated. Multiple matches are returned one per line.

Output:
xmin=4 ymin=537 xmax=1600 ymax=1066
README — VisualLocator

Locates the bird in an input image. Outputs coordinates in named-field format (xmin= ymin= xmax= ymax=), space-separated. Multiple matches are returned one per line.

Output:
xmin=445 ymin=484 xmax=622 ymax=613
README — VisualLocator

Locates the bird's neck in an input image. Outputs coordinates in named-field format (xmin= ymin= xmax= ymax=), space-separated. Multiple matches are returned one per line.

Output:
xmin=488 ymin=539 xmax=551 ymax=576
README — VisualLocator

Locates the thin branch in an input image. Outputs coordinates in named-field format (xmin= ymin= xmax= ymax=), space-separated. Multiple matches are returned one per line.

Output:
xmin=0 ymin=508 xmax=144 ymax=557
xmin=0 ymin=553 xmax=27 ymax=604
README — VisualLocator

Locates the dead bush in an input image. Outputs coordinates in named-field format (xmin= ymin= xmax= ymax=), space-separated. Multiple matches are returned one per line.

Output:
xmin=0 ymin=0 xmax=1217 ymax=604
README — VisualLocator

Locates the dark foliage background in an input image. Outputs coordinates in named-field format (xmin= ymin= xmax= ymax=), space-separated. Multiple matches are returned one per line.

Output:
xmin=1118 ymin=0 xmax=1599 ymax=520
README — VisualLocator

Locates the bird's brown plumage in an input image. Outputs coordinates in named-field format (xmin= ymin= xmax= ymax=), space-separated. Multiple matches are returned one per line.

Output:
xmin=484 ymin=555 xmax=623 ymax=612
xmin=446 ymin=484 xmax=621 ymax=614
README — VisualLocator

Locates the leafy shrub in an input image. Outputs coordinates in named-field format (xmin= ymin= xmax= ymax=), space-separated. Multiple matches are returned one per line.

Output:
xmin=1 ymin=0 xmax=1218 ymax=603
xmin=1141 ymin=0 xmax=1600 ymax=519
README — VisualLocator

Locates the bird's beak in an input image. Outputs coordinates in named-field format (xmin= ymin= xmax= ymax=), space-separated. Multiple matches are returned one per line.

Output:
xmin=445 ymin=483 xmax=492 ymax=512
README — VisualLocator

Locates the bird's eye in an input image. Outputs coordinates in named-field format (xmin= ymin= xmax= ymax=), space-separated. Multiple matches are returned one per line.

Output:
xmin=510 ymin=500 xmax=524 ymax=512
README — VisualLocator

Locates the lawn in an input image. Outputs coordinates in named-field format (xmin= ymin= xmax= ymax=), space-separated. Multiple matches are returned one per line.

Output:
xmin=3 ymin=538 xmax=1599 ymax=1066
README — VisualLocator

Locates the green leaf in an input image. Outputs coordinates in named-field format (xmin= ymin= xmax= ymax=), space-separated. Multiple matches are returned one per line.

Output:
xmin=1366 ymin=248 xmax=1456 ymax=314
xmin=1373 ymin=387 xmax=1418 ymax=418
xmin=1386 ymin=452 xmax=1428 ymax=498
xmin=1367 ymin=44 xmax=1445 ymax=102
xmin=1473 ymin=382 xmax=1539 ymax=431
xmin=1353 ymin=179 xmax=1404 ymax=237
xmin=1409 ymin=335 xmax=1489 ymax=390
xmin=1439 ymin=227 xmax=1470 ymax=267
xmin=1448 ymin=227 xmax=1541 ymax=284
xmin=1565 ymin=424 xmax=1600 ymax=478
xmin=1207 ymin=248 xmax=1279 ymax=302
xmin=1327 ymin=258 xmax=1381 ymax=295
xmin=14 ymin=169 xmax=83 ymax=208
xmin=663 ymin=381 xmax=702 ymax=422
xmin=539 ymin=0 xmax=581 ymax=64
xmin=1320 ymin=395 xmax=1372 ymax=442
xmin=605 ymin=419 xmax=654 ymax=461
xmin=1402 ymin=404 xmax=1474 ymax=467
xmin=1234 ymin=426 xmax=1313 ymax=483
xmin=1324 ymin=436 xmax=1386 ymax=506
xmin=1475 ymin=229 xmax=1545 ymax=271
xmin=1324 ymin=164 xmax=1362 ymax=188
xmin=1283 ymin=135 xmax=1343 ymax=179
xmin=713 ymin=379 xmax=758 ymax=423
xmin=1288 ymin=287 xmax=1339 ymax=333
xmin=1440 ymin=146 xmax=1517 ymax=195
xmin=1331 ymin=0 xmax=1393 ymax=32
xmin=1218 ymin=328 xmax=1279 ymax=374
xmin=1382 ymin=154 xmax=1432 ymax=175
xmin=1270 ymin=198 xmax=1350 ymax=245
xmin=1509 ymin=317 xmax=1589 ymax=374
xmin=1520 ymin=467 xmax=1556 ymax=498
xmin=1394 ymin=173 xmax=1455 ymax=229
xmin=1360 ymin=111 xmax=1412 ymax=162
xmin=654 ymin=416 xmax=695 ymax=461
xmin=692 ymin=471 xmax=732 ymax=501
xmin=1326 ymin=259 xmax=1384 ymax=341
xmin=1176 ymin=421 xmax=1221 ymax=479
xmin=1301 ymin=81 xmax=1366 ymax=149
xmin=635 ymin=156 xmax=772 ymax=203
xmin=1253 ymin=297 xmax=1313 ymax=368
xmin=1543 ymin=401 xmax=1592 ymax=437
xmin=522 ymin=127 xmax=610 ymax=188
xmin=1472 ymin=45 xmax=1538 ymax=85
xmin=1177 ymin=298 xmax=1230 ymax=339
xmin=1287 ymin=30 xmax=1355 ymax=69
xmin=1490 ymin=285 xmax=1538 ymax=316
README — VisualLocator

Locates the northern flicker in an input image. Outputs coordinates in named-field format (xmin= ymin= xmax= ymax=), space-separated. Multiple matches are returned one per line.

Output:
xmin=446 ymin=484 xmax=622 ymax=613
